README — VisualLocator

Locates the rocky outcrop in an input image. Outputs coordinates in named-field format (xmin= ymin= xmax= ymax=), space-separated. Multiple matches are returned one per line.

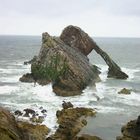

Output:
xmin=94 ymin=45 xmax=128 ymax=79
xmin=60 ymin=25 xmax=96 ymax=56
xmin=118 ymin=88 xmax=131 ymax=95
xmin=20 ymin=25 xmax=128 ymax=96
xmin=30 ymin=32 xmax=100 ymax=96
xmin=117 ymin=116 xmax=140 ymax=140
xmin=0 ymin=107 xmax=23 ymax=140
xmin=17 ymin=122 xmax=49 ymax=140
xmin=60 ymin=25 xmax=128 ymax=79
xmin=0 ymin=107 xmax=49 ymax=140
xmin=47 ymin=102 xmax=100 ymax=140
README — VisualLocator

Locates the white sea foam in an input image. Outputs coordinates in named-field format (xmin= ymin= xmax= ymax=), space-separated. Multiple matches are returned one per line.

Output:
xmin=122 ymin=67 xmax=140 ymax=80
xmin=0 ymin=85 xmax=20 ymax=94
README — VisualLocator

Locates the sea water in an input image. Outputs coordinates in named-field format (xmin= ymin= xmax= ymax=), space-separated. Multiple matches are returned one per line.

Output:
xmin=0 ymin=35 xmax=140 ymax=139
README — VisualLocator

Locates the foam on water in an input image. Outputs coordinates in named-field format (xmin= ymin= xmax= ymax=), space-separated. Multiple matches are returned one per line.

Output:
xmin=0 ymin=85 xmax=20 ymax=94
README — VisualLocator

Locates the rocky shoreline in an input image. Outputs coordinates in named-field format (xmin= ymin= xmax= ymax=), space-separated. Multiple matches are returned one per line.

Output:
xmin=0 ymin=102 xmax=102 ymax=140
xmin=0 ymin=102 xmax=140 ymax=140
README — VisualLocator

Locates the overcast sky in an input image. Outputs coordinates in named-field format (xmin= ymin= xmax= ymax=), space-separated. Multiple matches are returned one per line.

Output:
xmin=0 ymin=0 xmax=140 ymax=37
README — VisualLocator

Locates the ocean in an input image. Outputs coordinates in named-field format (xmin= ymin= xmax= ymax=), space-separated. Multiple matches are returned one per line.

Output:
xmin=0 ymin=35 xmax=140 ymax=140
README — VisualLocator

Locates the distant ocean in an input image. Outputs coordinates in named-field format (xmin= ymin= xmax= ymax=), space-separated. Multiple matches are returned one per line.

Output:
xmin=0 ymin=35 xmax=140 ymax=140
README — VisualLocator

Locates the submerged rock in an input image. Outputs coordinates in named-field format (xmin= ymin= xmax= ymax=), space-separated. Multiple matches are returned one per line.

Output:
xmin=118 ymin=88 xmax=131 ymax=95
xmin=47 ymin=102 xmax=98 ymax=140
xmin=117 ymin=115 xmax=140 ymax=140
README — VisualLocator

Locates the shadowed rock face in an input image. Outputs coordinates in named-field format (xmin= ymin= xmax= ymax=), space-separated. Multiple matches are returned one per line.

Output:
xmin=30 ymin=32 xmax=100 ymax=96
xmin=60 ymin=25 xmax=128 ymax=79
xmin=117 ymin=116 xmax=140 ymax=140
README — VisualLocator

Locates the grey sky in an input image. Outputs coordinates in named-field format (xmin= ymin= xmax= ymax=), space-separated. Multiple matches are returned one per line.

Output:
xmin=0 ymin=0 xmax=140 ymax=37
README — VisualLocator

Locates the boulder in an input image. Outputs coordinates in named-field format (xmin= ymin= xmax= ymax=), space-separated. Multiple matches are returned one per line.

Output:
xmin=118 ymin=88 xmax=131 ymax=95
xmin=47 ymin=102 xmax=97 ymax=140
xmin=30 ymin=32 xmax=100 ymax=96
xmin=117 ymin=115 xmax=140 ymax=140
xmin=60 ymin=25 xmax=128 ymax=79
xmin=17 ymin=121 xmax=50 ymax=140
xmin=60 ymin=25 xmax=96 ymax=56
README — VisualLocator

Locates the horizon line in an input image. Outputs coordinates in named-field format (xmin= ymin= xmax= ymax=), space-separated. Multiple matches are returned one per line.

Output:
xmin=0 ymin=34 xmax=140 ymax=38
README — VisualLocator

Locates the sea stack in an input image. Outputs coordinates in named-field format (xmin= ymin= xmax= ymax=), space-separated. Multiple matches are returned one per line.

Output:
xmin=20 ymin=25 xmax=128 ymax=96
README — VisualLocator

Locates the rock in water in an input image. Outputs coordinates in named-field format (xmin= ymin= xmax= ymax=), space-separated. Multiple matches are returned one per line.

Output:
xmin=47 ymin=103 xmax=97 ymax=140
xmin=60 ymin=25 xmax=128 ymax=79
xmin=117 ymin=116 xmax=140 ymax=140
xmin=118 ymin=88 xmax=131 ymax=95
xmin=31 ymin=32 xmax=100 ymax=96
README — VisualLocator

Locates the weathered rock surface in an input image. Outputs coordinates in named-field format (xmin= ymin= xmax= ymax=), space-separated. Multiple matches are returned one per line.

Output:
xmin=17 ymin=121 xmax=49 ymax=140
xmin=20 ymin=25 xmax=128 ymax=96
xmin=0 ymin=107 xmax=23 ymax=140
xmin=118 ymin=88 xmax=131 ymax=95
xmin=47 ymin=102 xmax=100 ymax=140
xmin=60 ymin=25 xmax=128 ymax=79
xmin=117 ymin=116 xmax=140 ymax=140
xmin=60 ymin=25 xmax=96 ymax=56
xmin=30 ymin=32 xmax=100 ymax=96
xmin=0 ymin=107 xmax=49 ymax=140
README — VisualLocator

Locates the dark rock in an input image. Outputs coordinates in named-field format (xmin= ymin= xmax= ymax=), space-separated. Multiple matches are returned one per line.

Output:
xmin=14 ymin=110 xmax=23 ymax=116
xmin=19 ymin=73 xmax=35 ymax=83
xmin=117 ymin=115 xmax=140 ymax=140
xmin=94 ymin=44 xmax=128 ymax=79
xmin=47 ymin=103 xmax=97 ymax=140
xmin=23 ymin=108 xmax=35 ymax=117
xmin=118 ymin=88 xmax=131 ymax=95
xmin=41 ymin=109 xmax=47 ymax=114
xmin=62 ymin=101 xmax=74 ymax=109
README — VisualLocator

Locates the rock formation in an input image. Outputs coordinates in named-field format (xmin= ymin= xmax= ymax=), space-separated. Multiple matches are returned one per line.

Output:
xmin=0 ymin=107 xmax=49 ymax=140
xmin=20 ymin=25 xmax=128 ymax=96
xmin=29 ymin=32 xmax=100 ymax=96
xmin=117 ymin=116 xmax=140 ymax=140
xmin=47 ymin=102 xmax=101 ymax=140
xmin=60 ymin=25 xmax=128 ymax=79
xmin=118 ymin=88 xmax=131 ymax=95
